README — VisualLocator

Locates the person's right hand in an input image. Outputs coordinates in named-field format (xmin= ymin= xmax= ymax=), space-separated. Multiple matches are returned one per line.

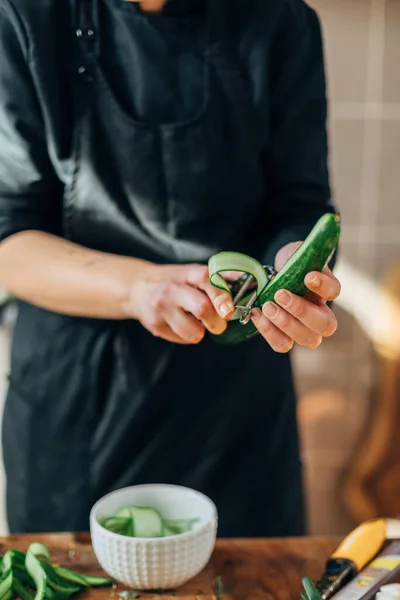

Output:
xmin=125 ymin=263 xmax=235 ymax=344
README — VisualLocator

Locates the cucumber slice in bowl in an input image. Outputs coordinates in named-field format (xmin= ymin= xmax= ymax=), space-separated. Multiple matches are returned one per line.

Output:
xmin=100 ymin=505 xmax=200 ymax=539
xmin=115 ymin=506 xmax=164 ymax=538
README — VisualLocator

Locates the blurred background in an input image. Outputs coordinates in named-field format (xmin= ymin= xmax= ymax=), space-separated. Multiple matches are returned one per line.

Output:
xmin=295 ymin=0 xmax=400 ymax=535
xmin=0 ymin=0 xmax=399 ymax=536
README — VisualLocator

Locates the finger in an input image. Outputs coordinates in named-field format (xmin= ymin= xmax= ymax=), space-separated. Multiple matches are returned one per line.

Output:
xmin=172 ymin=283 xmax=228 ymax=335
xmin=274 ymin=290 xmax=337 ymax=337
xmin=218 ymin=270 xmax=246 ymax=281
xmin=158 ymin=329 xmax=193 ymax=345
xmin=186 ymin=268 xmax=235 ymax=320
xmin=262 ymin=301 xmax=324 ymax=349
xmin=201 ymin=280 xmax=235 ymax=320
xmin=145 ymin=318 xmax=193 ymax=345
xmin=304 ymin=291 xmax=327 ymax=307
xmin=251 ymin=308 xmax=294 ymax=353
xmin=165 ymin=308 xmax=206 ymax=344
xmin=304 ymin=270 xmax=341 ymax=302
xmin=274 ymin=241 xmax=302 ymax=271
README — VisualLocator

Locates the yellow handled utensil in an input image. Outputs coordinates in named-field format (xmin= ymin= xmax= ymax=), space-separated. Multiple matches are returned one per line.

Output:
xmin=301 ymin=519 xmax=400 ymax=600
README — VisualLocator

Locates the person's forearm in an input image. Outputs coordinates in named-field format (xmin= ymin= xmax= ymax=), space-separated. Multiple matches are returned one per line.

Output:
xmin=0 ymin=231 xmax=147 ymax=319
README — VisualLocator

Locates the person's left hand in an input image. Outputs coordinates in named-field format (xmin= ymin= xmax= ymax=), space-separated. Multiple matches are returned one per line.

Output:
xmin=251 ymin=241 xmax=341 ymax=353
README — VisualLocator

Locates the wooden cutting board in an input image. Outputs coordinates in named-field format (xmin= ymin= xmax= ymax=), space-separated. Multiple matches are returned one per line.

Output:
xmin=0 ymin=533 xmax=340 ymax=600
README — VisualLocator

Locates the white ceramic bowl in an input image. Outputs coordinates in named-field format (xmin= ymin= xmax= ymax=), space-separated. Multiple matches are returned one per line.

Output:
xmin=90 ymin=484 xmax=218 ymax=590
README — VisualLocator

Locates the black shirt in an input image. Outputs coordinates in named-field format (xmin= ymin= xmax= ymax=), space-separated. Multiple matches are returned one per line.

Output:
xmin=0 ymin=0 xmax=334 ymax=263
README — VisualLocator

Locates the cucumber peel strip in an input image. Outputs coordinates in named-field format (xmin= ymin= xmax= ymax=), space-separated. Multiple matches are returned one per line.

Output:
xmin=53 ymin=567 xmax=111 ymax=588
xmin=25 ymin=545 xmax=48 ymax=600
xmin=302 ymin=578 xmax=324 ymax=600
xmin=208 ymin=251 xmax=269 ymax=296
xmin=0 ymin=543 xmax=113 ymax=600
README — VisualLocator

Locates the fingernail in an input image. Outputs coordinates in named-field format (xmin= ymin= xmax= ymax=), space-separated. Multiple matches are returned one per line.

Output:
xmin=220 ymin=302 xmax=233 ymax=317
xmin=263 ymin=302 xmax=278 ymax=318
xmin=308 ymin=275 xmax=321 ymax=288
xmin=276 ymin=290 xmax=291 ymax=307
xmin=251 ymin=308 xmax=262 ymax=322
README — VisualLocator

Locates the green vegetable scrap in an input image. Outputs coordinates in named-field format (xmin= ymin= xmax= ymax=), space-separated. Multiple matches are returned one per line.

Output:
xmin=118 ymin=592 xmax=140 ymax=599
xmin=214 ymin=576 xmax=223 ymax=600
xmin=0 ymin=543 xmax=113 ymax=600
xmin=101 ymin=505 xmax=200 ymax=539
xmin=302 ymin=577 xmax=324 ymax=600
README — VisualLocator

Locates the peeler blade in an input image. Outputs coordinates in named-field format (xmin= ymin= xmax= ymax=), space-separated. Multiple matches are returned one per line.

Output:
xmin=229 ymin=264 xmax=277 ymax=324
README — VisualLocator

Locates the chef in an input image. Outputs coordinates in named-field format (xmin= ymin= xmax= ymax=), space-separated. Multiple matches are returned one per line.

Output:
xmin=0 ymin=0 xmax=340 ymax=535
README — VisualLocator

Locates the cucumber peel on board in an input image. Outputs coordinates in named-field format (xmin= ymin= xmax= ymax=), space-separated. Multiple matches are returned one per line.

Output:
xmin=0 ymin=544 xmax=112 ymax=600
xmin=208 ymin=212 xmax=341 ymax=345
xmin=302 ymin=577 xmax=324 ymax=600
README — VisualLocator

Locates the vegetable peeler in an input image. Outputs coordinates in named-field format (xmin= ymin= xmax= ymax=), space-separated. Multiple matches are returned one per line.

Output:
xmin=229 ymin=265 xmax=277 ymax=325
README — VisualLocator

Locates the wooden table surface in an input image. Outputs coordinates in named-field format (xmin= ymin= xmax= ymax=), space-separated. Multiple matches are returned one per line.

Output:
xmin=0 ymin=533 xmax=342 ymax=600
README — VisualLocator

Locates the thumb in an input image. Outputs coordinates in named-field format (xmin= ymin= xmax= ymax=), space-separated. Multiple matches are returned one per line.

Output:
xmin=274 ymin=241 xmax=303 ymax=272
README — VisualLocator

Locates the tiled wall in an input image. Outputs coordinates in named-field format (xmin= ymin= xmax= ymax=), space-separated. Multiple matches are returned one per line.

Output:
xmin=294 ymin=0 xmax=400 ymax=535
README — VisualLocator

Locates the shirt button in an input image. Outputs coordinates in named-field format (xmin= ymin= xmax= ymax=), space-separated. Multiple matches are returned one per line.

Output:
xmin=77 ymin=66 xmax=95 ymax=84
xmin=76 ymin=28 xmax=95 ymax=40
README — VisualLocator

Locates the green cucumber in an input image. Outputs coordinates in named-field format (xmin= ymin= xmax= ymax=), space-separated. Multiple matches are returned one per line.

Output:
xmin=208 ymin=212 xmax=341 ymax=345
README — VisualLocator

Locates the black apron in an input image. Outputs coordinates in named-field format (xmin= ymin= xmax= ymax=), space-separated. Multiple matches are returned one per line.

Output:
xmin=2 ymin=0 xmax=305 ymax=537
